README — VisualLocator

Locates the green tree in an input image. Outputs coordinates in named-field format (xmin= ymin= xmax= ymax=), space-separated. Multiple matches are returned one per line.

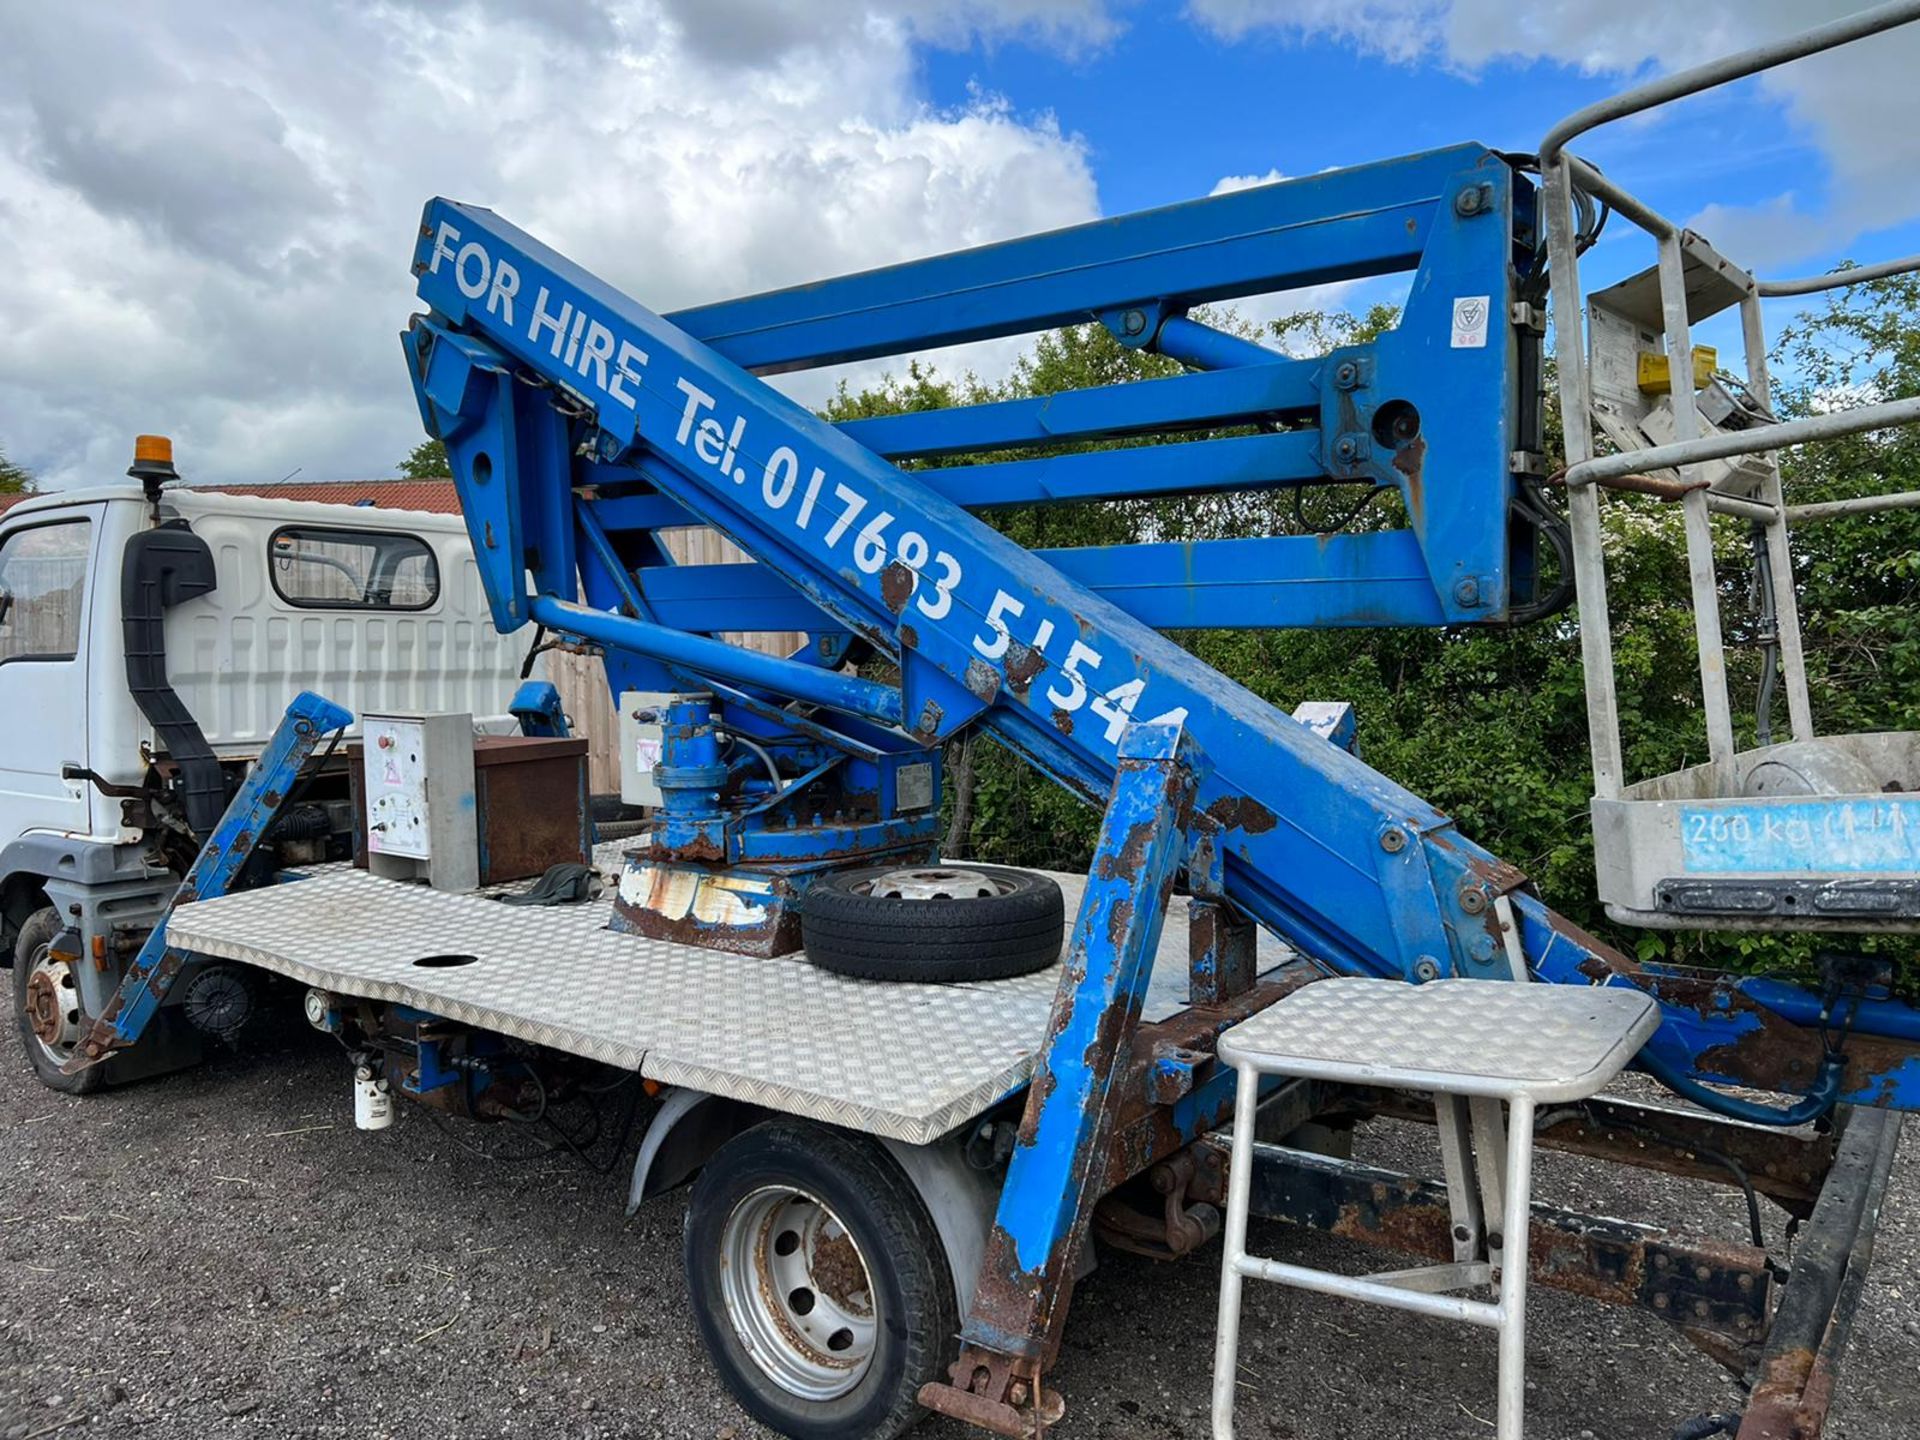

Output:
xmin=1770 ymin=272 xmax=1920 ymax=739
xmin=397 ymin=438 xmax=450 ymax=478
xmin=0 ymin=444 xmax=34 ymax=495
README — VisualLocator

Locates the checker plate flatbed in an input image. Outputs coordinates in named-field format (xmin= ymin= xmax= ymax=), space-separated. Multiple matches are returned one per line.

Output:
xmin=166 ymin=854 xmax=1295 ymax=1144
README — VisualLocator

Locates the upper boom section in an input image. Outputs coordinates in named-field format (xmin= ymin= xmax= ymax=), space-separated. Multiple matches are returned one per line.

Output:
xmin=667 ymin=142 xmax=1499 ymax=373
xmin=410 ymin=144 xmax=1551 ymax=636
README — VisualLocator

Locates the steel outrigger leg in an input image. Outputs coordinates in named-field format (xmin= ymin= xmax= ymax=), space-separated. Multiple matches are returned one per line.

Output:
xmin=920 ymin=723 xmax=1202 ymax=1438
xmin=64 ymin=690 xmax=356 ymax=1072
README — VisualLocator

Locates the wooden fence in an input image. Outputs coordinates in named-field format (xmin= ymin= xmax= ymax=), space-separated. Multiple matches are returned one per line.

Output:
xmin=549 ymin=527 xmax=806 ymax=795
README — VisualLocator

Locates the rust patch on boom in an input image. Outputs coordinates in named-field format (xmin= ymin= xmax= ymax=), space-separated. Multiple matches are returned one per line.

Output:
xmin=1203 ymin=795 xmax=1278 ymax=835
xmin=881 ymin=560 xmax=915 ymax=615
xmin=1005 ymin=640 xmax=1045 ymax=697
xmin=1393 ymin=434 xmax=1427 ymax=529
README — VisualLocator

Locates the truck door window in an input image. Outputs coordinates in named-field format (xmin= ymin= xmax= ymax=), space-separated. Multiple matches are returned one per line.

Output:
xmin=0 ymin=519 xmax=90 ymax=663
xmin=269 ymin=525 xmax=440 ymax=610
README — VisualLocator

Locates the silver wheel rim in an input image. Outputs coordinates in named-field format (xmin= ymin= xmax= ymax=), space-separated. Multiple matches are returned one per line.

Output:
xmin=22 ymin=940 xmax=84 ymax=1066
xmin=856 ymin=866 xmax=1012 ymax=901
xmin=718 ymin=1185 xmax=878 ymax=1400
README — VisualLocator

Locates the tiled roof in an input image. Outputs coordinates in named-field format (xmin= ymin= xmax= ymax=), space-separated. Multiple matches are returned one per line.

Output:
xmin=0 ymin=479 xmax=462 ymax=516
xmin=198 ymin=479 xmax=463 ymax=513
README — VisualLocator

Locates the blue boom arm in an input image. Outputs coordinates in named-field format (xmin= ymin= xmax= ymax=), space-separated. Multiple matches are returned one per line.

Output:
xmin=401 ymin=149 xmax=1919 ymax=1119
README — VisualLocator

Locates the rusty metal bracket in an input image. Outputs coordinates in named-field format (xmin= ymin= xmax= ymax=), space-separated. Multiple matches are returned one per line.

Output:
xmin=921 ymin=1348 xmax=1064 ymax=1440
xmin=1189 ymin=897 xmax=1257 ymax=1006
xmin=1091 ymin=1149 xmax=1222 ymax=1260
xmin=1345 ymin=1087 xmax=1839 ymax=1216
xmin=1104 ymin=1021 xmax=1322 ymax=1190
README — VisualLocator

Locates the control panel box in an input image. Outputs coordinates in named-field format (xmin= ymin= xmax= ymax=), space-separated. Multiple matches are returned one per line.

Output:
xmin=359 ymin=711 xmax=479 ymax=891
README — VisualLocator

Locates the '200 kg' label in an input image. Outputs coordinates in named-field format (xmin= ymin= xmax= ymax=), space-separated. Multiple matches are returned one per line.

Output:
xmin=1680 ymin=798 xmax=1920 ymax=875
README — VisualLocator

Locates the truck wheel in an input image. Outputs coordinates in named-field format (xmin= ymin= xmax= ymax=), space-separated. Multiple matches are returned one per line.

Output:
xmin=684 ymin=1119 xmax=957 ymax=1440
xmin=801 ymin=864 xmax=1063 ymax=982
xmin=13 ymin=907 xmax=104 ymax=1095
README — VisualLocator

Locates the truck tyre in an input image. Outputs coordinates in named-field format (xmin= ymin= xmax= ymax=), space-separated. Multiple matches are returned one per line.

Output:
xmin=13 ymin=906 xmax=104 ymax=1095
xmin=683 ymin=1119 xmax=957 ymax=1440
xmin=800 ymin=864 xmax=1063 ymax=982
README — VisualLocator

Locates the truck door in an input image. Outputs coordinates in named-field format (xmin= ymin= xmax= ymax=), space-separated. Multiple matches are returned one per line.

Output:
xmin=0 ymin=508 xmax=98 ymax=840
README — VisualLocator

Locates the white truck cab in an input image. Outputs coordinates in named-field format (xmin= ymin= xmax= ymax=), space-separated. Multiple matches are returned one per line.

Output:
xmin=0 ymin=465 xmax=525 ymax=1086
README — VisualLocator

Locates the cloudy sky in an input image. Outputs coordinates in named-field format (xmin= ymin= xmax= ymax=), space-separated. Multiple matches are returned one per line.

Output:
xmin=3 ymin=0 xmax=1917 ymax=490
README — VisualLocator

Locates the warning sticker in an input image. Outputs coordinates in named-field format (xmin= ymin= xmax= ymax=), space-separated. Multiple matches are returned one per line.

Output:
xmin=1451 ymin=295 xmax=1491 ymax=349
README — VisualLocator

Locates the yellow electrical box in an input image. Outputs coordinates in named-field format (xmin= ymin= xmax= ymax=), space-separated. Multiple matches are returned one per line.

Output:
xmin=1637 ymin=346 xmax=1717 ymax=395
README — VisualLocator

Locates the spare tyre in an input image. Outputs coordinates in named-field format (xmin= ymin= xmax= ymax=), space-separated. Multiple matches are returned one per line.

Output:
xmin=801 ymin=865 xmax=1064 ymax=982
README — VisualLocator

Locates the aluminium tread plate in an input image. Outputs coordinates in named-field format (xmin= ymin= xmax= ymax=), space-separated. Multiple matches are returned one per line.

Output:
xmin=1219 ymin=977 xmax=1660 ymax=1102
xmin=166 ymin=865 xmax=1294 ymax=1144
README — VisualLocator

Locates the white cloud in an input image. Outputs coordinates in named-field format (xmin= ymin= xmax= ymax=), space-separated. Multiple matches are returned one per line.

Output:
xmin=1187 ymin=0 xmax=1445 ymax=63
xmin=659 ymin=0 xmax=1125 ymax=63
xmin=1185 ymin=0 xmax=1813 ymax=72
xmin=0 ymin=2 xmax=1104 ymax=489
xmin=1210 ymin=168 xmax=1288 ymax=195
xmin=1185 ymin=1 xmax=1920 ymax=264
xmin=1687 ymin=194 xmax=1836 ymax=277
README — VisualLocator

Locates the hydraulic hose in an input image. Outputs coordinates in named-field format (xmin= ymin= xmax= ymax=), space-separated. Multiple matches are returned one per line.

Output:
xmin=1638 ymin=1043 xmax=1843 ymax=1128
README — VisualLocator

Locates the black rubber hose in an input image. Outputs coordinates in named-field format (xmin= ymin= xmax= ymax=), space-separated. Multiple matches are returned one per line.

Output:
xmin=121 ymin=522 xmax=223 ymax=839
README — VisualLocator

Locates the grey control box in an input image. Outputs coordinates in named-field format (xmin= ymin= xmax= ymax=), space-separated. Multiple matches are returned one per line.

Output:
xmin=361 ymin=711 xmax=479 ymax=892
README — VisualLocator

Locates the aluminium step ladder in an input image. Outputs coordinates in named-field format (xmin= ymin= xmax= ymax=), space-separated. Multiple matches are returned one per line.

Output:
xmin=1210 ymin=979 xmax=1659 ymax=1440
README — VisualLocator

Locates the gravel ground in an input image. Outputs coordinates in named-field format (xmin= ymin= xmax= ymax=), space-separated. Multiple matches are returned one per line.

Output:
xmin=1 ymin=1008 xmax=1914 ymax=1440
